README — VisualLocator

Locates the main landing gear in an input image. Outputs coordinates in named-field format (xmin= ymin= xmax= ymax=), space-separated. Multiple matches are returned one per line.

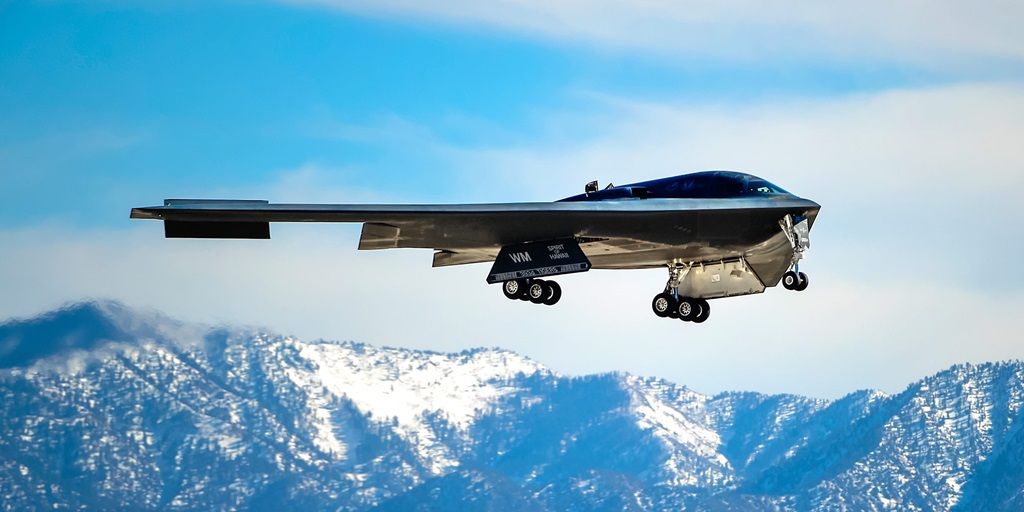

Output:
xmin=502 ymin=278 xmax=561 ymax=306
xmin=650 ymin=265 xmax=711 ymax=323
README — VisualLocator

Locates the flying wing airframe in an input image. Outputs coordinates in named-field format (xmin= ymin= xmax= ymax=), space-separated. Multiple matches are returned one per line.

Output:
xmin=130 ymin=170 xmax=820 ymax=323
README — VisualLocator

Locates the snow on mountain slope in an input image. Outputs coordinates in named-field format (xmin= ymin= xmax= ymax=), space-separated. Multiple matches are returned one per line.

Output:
xmin=797 ymin=362 xmax=1024 ymax=511
xmin=1 ymin=301 xmax=1023 ymax=511
xmin=285 ymin=340 xmax=549 ymax=474
xmin=620 ymin=375 xmax=732 ymax=488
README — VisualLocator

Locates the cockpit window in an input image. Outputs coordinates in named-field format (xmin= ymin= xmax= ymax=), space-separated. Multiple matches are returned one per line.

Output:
xmin=557 ymin=171 xmax=790 ymax=202
xmin=655 ymin=175 xmax=744 ymax=198
xmin=746 ymin=180 xmax=788 ymax=195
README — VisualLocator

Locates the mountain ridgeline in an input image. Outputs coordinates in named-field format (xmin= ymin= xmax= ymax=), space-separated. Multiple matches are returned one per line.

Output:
xmin=0 ymin=302 xmax=1022 ymax=511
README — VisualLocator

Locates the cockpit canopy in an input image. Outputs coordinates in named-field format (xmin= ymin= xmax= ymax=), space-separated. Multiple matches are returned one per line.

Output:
xmin=559 ymin=171 xmax=789 ymax=202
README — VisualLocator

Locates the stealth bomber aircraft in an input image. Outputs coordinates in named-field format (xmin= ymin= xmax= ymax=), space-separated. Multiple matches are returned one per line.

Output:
xmin=131 ymin=171 xmax=820 ymax=323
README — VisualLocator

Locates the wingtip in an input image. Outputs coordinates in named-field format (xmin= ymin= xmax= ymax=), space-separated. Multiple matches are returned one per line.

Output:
xmin=130 ymin=207 xmax=161 ymax=220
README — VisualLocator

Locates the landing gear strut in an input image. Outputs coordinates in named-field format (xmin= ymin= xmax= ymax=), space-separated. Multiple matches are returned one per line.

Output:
xmin=780 ymin=214 xmax=811 ymax=292
xmin=502 ymin=279 xmax=561 ymax=306
xmin=650 ymin=264 xmax=711 ymax=323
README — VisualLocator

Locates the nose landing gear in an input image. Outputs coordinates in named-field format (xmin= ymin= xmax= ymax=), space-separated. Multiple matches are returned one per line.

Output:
xmin=782 ymin=270 xmax=809 ymax=291
xmin=780 ymin=214 xmax=811 ymax=292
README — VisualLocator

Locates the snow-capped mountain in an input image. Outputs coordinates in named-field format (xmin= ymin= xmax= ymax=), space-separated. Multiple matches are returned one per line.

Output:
xmin=0 ymin=301 xmax=1022 ymax=511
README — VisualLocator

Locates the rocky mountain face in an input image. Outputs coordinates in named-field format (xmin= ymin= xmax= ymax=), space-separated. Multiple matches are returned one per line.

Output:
xmin=0 ymin=301 xmax=1022 ymax=511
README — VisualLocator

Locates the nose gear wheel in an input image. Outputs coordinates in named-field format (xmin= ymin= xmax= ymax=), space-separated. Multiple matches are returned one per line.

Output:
xmin=782 ymin=271 xmax=809 ymax=291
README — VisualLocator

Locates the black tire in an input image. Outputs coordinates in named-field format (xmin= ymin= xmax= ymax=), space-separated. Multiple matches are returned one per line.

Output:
xmin=795 ymin=272 xmax=809 ymax=291
xmin=692 ymin=299 xmax=710 ymax=323
xmin=677 ymin=298 xmax=697 ymax=321
xmin=528 ymin=280 xmax=548 ymax=304
xmin=542 ymin=281 xmax=562 ymax=305
xmin=503 ymin=279 xmax=525 ymax=300
xmin=782 ymin=271 xmax=798 ymax=290
xmin=652 ymin=293 xmax=675 ymax=317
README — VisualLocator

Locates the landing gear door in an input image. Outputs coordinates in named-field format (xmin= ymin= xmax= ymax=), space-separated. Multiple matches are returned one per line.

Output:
xmin=794 ymin=218 xmax=811 ymax=250
xmin=675 ymin=259 xmax=766 ymax=299
xmin=487 ymin=238 xmax=591 ymax=284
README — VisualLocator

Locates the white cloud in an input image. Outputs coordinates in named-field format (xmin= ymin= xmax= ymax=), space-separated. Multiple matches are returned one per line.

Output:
xmin=0 ymin=127 xmax=149 ymax=184
xmin=2 ymin=221 xmax=1022 ymax=400
xmin=448 ymin=83 xmax=1024 ymax=289
xmin=281 ymin=0 xmax=1024 ymax=68
xmin=4 ymin=84 xmax=1024 ymax=399
xmin=233 ymin=163 xmax=410 ymax=204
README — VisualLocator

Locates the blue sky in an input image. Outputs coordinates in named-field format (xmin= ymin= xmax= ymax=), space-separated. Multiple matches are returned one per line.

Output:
xmin=0 ymin=0 xmax=957 ymax=226
xmin=3 ymin=0 xmax=1024 ymax=398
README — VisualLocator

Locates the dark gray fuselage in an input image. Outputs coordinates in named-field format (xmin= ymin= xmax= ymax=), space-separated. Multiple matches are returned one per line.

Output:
xmin=130 ymin=171 xmax=820 ymax=288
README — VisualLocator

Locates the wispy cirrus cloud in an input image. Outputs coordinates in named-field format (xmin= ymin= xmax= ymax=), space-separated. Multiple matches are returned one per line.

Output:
xmin=448 ymin=82 xmax=1024 ymax=198
xmin=286 ymin=83 xmax=1024 ymax=293
xmin=3 ymin=83 xmax=1024 ymax=398
xmin=281 ymin=0 xmax=1024 ymax=69
xmin=4 ymin=0 xmax=1022 ymax=399
xmin=3 ymin=219 xmax=1023 ymax=399
xmin=442 ymin=83 xmax=1024 ymax=294
xmin=0 ymin=127 xmax=149 ymax=181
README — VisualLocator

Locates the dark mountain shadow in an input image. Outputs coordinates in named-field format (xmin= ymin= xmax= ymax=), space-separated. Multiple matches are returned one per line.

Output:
xmin=370 ymin=469 xmax=548 ymax=512
xmin=0 ymin=301 xmax=129 ymax=369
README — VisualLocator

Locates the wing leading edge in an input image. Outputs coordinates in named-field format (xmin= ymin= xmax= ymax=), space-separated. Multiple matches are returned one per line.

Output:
xmin=130 ymin=171 xmax=821 ymax=323
xmin=130 ymin=196 xmax=818 ymax=266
